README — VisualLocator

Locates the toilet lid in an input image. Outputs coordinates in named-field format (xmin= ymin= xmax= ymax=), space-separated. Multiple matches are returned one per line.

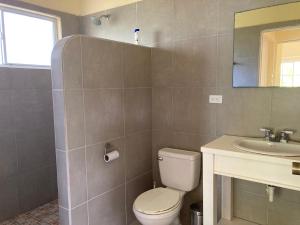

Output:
xmin=134 ymin=188 xmax=180 ymax=215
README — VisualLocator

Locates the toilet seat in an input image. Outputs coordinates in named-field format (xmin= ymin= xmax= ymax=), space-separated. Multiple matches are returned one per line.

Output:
xmin=134 ymin=188 xmax=181 ymax=215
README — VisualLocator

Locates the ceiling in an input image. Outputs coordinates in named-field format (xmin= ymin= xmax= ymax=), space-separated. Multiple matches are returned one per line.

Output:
xmin=20 ymin=0 xmax=141 ymax=16
xmin=235 ymin=1 xmax=300 ymax=28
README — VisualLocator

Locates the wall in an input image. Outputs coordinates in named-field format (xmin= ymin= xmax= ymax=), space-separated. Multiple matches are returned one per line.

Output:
xmin=0 ymin=0 xmax=80 ymax=222
xmin=20 ymin=0 xmax=81 ymax=16
xmin=20 ymin=0 xmax=141 ymax=16
xmin=80 ymin=0 xmax=300 ymax=225
xmin=51 ymin=35 xmax=152 ymax=225
xmin=235 ymin=1 xmax=300 ymax=28
xmin=80 ymin=0 xmax=141 ymax=16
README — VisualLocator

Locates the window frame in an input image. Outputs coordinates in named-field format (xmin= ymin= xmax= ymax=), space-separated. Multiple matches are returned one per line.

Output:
xmin=0 ymin=4 xmax=61 ymax=69
xmin=280 ymin=60 xmax=300 ymax=87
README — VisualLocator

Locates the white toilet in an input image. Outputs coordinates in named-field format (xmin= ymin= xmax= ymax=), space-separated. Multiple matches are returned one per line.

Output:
xmin=133 ymin=148 xmax=201 ymax=225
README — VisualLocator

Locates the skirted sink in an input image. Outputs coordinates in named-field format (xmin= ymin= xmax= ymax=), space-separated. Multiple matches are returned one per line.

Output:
xmin=234 ymin=139 xmax=300 ymax=157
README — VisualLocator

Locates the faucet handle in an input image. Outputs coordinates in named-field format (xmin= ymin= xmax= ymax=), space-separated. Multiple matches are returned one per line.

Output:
xmin=260 ymin=128 xmax=274 ymax=141
xmin=260 ymin=128 xmax=273 ymax=136
xmin=281 ymin=129 xmax=295 ymax=135
xmin=260 ymin=128 xmax=273 ymax=133
xmin=280 ymin=129 xmax=295 ymax=143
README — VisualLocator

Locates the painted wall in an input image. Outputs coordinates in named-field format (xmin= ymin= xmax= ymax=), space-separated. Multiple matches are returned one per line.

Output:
xmin=52 ymin=35 xmax=152 ymax=225
xmin=20 ymin=0 xmax=141 ymax=15
xmin=235 ymin=1 xmax=300 ymax=28
xmin=20 ymin=0 xmax=81 ymax=15
xmin=80 ymin=0 xmax=300 ymax=225
xmin=80 ymin=0 xmax=141 ymax=16
xmin=0 ymin=0 xmax=80 ymax=222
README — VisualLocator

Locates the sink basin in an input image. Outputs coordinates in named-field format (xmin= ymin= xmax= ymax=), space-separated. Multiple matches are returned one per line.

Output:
xmin=234 ymin=139 xmax=300 ymax=157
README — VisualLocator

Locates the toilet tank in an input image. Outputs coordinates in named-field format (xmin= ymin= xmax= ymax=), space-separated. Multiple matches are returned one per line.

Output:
xmin=158 ymin=148 xmax=201 ymax=192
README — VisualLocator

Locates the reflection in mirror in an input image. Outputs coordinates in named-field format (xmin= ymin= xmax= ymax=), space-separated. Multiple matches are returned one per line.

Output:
xmin=233 ymin=2 xmax=300 ymax=88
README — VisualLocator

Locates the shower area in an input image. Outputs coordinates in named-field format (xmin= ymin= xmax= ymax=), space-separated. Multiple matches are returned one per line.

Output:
xmin=0 ymin=67 xmax=59 ymax=225
xmin=0 ymin=0 xmax=79 ymax=224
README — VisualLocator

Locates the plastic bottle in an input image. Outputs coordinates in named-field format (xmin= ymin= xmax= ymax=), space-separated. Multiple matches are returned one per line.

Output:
xmin=134 ymin=28 xmax=140 ymax=45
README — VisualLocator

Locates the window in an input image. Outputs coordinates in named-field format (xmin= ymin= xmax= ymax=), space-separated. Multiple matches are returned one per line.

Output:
xmin=0 ymin=5 xmax=60 ymax=67
xmin=280 ymin=61 xmax=300 ymax=87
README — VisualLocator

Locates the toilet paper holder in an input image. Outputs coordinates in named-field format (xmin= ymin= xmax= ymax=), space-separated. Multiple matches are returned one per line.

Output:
xmin=105 ymin=143 xmax=112 ymax=155
xmin=104 ymin=142 xmax=120 ymax=163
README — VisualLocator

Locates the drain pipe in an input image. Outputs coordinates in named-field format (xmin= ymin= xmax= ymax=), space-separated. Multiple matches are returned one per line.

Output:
xmin=266 ymin=185 xmax=276 ymax=202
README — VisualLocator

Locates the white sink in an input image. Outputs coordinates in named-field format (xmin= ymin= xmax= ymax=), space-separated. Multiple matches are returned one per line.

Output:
xmin=234 ymin=139 xmax=300 ymax=157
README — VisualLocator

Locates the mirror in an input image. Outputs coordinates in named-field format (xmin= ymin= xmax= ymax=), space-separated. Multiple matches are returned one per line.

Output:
xmin=233 ymin=2 xmax=300 ymax=87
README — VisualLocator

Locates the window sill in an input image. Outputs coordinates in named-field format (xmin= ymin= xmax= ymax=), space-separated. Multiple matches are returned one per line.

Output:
xmin=0 ymin=64 xmax=51 ymax=70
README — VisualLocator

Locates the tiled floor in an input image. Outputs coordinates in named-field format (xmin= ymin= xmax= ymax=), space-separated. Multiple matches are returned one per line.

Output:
xmin=0 ymin=200 xmax=58 ymax=225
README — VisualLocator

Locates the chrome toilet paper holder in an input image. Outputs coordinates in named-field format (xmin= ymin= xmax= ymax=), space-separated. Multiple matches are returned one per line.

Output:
xmin=105 ymin=142 xmax=112 ymax=155
xmin=104 ymin=142 xmax=120 ymax=163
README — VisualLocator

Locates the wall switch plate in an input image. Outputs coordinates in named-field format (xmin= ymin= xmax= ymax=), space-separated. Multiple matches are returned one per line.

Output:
xmin=209 ymin=95 xmax=223 ymax=104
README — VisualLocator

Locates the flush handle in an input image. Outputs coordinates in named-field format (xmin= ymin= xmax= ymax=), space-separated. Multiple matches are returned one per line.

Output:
xmin=292 ymin=162 xmax=300 ymax=175
xmin=157 ymin=156 xmax=163 ymax=161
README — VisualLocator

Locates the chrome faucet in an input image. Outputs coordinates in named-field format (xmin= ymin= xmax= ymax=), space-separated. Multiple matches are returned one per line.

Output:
xmin=279 ymin=130 xmax=295 ymax=143
xmin=260 ymin=128 xmax=295 ymax=143
xmin=260 ymin=128 xmax=276 ymax=142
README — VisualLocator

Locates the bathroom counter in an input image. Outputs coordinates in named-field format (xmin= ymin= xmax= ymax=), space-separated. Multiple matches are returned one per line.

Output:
xmin=202 ymin=135 xmax=300 ymax=163
xmin=201 ymin=135 xmax=300 ymax=225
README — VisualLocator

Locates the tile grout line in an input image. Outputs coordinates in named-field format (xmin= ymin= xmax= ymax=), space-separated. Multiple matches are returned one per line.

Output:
xmin=80 ymin=36 xmax=90 ymax=225
xmin=60 ymin=39 xmax=73 ymax=224
xmin=122 ymin=40 xmax=128 ymax=225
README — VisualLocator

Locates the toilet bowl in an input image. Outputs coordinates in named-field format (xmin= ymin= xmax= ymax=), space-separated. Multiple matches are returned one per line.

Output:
xmin=133 ymin=148 xmax=201 ymax=225
xmin=133 ymin=188 xmax=183 ymax=225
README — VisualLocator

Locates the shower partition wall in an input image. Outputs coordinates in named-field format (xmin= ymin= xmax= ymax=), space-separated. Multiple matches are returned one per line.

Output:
xmin=51 ymin=35 xmax=153 ymax=225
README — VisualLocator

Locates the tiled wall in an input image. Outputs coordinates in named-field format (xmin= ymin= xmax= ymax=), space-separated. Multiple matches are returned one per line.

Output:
xmin=0 ymin=68 xmax=57 ymax=222
xmin=0 ymin=1 xmax=80 ymax=222
xmin=51 ymin=35 xmax=152 ymax=225
xmin=80 ymin=0 xmax=300 ymax=225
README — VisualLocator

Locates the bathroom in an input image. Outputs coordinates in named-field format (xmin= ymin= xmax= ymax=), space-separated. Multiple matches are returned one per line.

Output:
xmin=0 ymin=0 xmax=299 ymax=225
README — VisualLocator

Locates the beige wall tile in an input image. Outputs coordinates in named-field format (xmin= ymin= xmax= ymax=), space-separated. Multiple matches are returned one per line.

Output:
xmin=137 ymin=0 xmax=175 ymax=46
xmin=86 ymin=138 xmax=125 ymax=199
xmin=82 ymin=37 xmax=123 ymax=89
xmin=151 ymin=41 xmax=174 ymax=87
xmin=217 ymin=34 xmax=234 ymax=89
xmin=65 ymin=90 xmax=85 ymax=150
xmin=68 ymin=148 xmax=87 ymax=208
xmin=125 ymin=88 xmax=152 ymax=134
xmin=52 ymin=91 xmax=66 ymax=150
xmin=173 ymin=37 xmax=217 ymax=87
xmin=88 ymin=185 xmax=126 ymax=225
xmin=173 ymin=88 xmax=216 ymax=135
xmin=217 ymin=88 xmax=272 ymax=137
xmin=71 ymin=204 xmax=88 ymax=225
xmin=233 ymin=189 xmax=268 ymax=225
xmin=125 ymin=131 xmax=152 ymax=180
xmin=62 ymin=37 xmax=83 ymax=89
xmin=84 ymin=89 xmax=124 ymax=145
xmin=152 ymin=87 xmax=173 ymax=130
xmin=80 ymin=4 xmax=137 ymax=45
xmin=270 ymin=88 xmax=300 ymax=140
xmin=56 ymin=150 xmax=69 ymax=209
xmin=58 ymin=207 xmax=69 ymax=225
xmin=172 ymin=132 xmax=215 ymax=152
xmin=124 ymin=45 xmax=151 ymax=88
xmin=174 ymin=0 xmax=218 ymax=39
xmin=268 ymin=199 xmax=300 ymax=225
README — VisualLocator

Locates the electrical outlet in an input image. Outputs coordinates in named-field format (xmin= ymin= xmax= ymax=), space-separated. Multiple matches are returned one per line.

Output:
xmin=209 ymin=95 xmax=223 ymax=104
